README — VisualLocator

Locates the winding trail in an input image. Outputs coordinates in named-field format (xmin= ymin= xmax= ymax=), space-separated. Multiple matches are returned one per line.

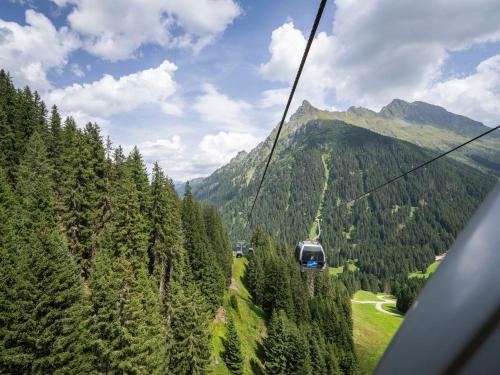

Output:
xmin=352 ymin=295 xmax=403 ymax=317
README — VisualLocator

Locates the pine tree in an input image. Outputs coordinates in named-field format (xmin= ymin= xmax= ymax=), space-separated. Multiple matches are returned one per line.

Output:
xmin=89 ymin=248 xmax=165 ymax=374
xmin=197 ymin=250 xmax=226 ymax=313
xmin=264 ymin=310 xmax=312 ymax=375
xmin=127 ymin=146 xmax=151 ymax=223
xmin=0 ymin=167 xmax=15 ymax=249
xmin=113 ymin=258 xmax=165 ymax=374
xmin=149 ymin=162 xmax=186 ymax=290
xmin=182 ymin=182 xmax=206 ymax=276
xmin=58 ymin=121 xmax=106 ymax=275
xmin=222 ymin=315 xmax=243 ymax=375
xmin=263 ymin=310 xmax=288 ymax=374
xmin=0 ymin=133 xmax=93 ymax=374
xmin=165 ymin=282 xmax=212 ymax=375
xmin=107 ymin=159 xmax=149 ymax=267
xmin=0 ymin=167 xmax=18 ymax=371
xmin=0 ymin=70 xmax=17 ymax=177
xmin=203 ymin=205 xmax=233 ymax=283
xmin=307 ymin=324 xmax=328 ymax=375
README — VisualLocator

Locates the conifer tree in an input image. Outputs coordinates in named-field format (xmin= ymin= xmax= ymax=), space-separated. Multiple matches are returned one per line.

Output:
xmin=1 ymin=133 xmax=93 ymax=374
xmin=0 ymin=167 xmax=18 ymax=370
xmin=263 ymin=310 xmax=312 ymax=375
xmin=307 ymin=324 xmax=328 ymax=375
xmin=89 ymin=248 xmax=165 ymax=374
xmin=57 ymin=121 xmax=106 ymax=275
xmin=263 ymin=310 xmax=288 ymax=374
xmin=127 ymin=146 xmax=151 ymax=223
xmin=165 ymin=282 xmax=212 ymax=375
xmin=149 ymin=162 xmax=186 ymax=290
xmin=203 ymin=205 xmax=233 ymax=283
xmin=0 ymin=167 xmax=15 ymax=249
xmin=0 ymin=70 xmax=17 ymax=177
xmin=113 ymin=257 xmax=165 ymax=374
xmin=107 ymin=161 xmax=149 ymax=267
xmin=182 ymin=182 xmax=206 ymax=275
xmin=223 ymin=315 xmax=244 ymax=375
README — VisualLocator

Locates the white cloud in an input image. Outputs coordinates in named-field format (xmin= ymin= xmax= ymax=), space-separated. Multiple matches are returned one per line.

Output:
xmin=48 ymin=60 xmax=182 ymax=120
xmin=259 ymin=22 xmax=337 ymax=110
xmin=122 ymin=136 xmax=186 ymax=179
xmin=0 ymin=10 xmax=79 ymax=90
xmin=413 ymin=55 xmax=500 ymax=126
xmin=197 ymin=131 xmax=259 ymax=166
xmin=127 ymin=136 xmax=185 ymax=161
xmin=260 ymin=22 xmax=305 ymax=82
xmin=70 ymin=63 xmax=85 ymax=78
xmin=122 ymin=131 xmax=260 ymax=181
xmin=52 ymin=0 xmax=240 ymax=60
xmin=260 ymin=0 xmax=500 ymax=123
xmin=193 ymin=83 xmax=253 ymax=131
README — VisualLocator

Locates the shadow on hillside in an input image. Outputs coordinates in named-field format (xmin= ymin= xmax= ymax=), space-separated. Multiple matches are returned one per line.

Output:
xmin=250 ymin=358 xmax=264 ymax=375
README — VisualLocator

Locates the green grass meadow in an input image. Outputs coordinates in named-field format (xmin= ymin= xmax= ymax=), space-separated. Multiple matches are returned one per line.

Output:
xmin=409 ymin=261 xmax=440 ymax=278
xmin=352 ymin=291 xmax=403 ymax=374
xmin=328 ymin=262 xmax=358 ymax=276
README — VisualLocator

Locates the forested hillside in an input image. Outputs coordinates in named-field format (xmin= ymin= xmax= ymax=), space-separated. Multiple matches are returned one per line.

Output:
xmin=244 ymin=228 xmax=357 ymax=374
xmin=0 ymin=70 xmax=236 ymax=374
xmin=194 ymin=104 xmax=497 ymax=293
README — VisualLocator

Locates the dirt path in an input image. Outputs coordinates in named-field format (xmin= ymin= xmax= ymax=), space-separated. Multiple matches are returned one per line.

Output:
xmin=352 ymin=295 xmax=403 ymax=317
xmin=229 ymin=277 xmax=239 ymax=292
xmin=213 ymin=306 xmax=226 ymax=323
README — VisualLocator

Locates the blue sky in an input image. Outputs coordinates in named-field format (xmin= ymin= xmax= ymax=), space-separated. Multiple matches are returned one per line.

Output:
xmin=1 ymin=0 xmax=500 ymax=180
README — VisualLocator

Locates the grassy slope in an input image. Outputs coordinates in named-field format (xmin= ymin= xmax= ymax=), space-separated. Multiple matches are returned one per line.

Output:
xmin=211 ymin=257 xmax=266 ymax=374
xmin=352 ymin=291 xmax=403 ymax=374
xmin=329 ymin=266 xmax=344 ymax=276
xmin=328 ymin=262 xmax=358 ymax=276
xmin=409 ymin=261 xmax=440 ymax=278
xmin=211 ymin=261 xmax=402 ymax=374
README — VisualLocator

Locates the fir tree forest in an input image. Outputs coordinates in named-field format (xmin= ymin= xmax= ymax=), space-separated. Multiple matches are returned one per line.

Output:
xmin=0 ymin=70 xmax=232 ymax=374
xmin=0 ymin=70 xmax=357 ymax=374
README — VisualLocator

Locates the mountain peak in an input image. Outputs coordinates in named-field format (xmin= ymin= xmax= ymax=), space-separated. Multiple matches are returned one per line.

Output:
xmin=289 ymin=100 xmax=318 ymax=121
xmin=231 ymin=150 xmax=248 ymax=163
xmin=379 ymin=98 xmax=487 ymax=135
xmin=379 ymin=99 xmax=412 ymax=116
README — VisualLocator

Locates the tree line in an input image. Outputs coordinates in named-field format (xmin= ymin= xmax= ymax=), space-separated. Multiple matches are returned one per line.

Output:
xmin=0 ymin=69 xmax=233 ymax=374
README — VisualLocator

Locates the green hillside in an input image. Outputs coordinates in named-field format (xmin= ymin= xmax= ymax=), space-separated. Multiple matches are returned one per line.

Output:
xmin=194 ymin=112 xmax=496 ymax=288
xmin=211 ymin=257 xmax=266 ymax=374
xmin=409 ymin=260 xmax=440 ymax=278
xmin=351 ymin=291 xmax=402 ymax=374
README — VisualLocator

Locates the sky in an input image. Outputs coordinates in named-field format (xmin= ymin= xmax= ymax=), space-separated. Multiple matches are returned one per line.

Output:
xmin=1 ymin=0 xmax=500 ymax=180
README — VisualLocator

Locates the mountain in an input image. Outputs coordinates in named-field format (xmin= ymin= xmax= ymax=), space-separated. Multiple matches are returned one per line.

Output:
xmin=379 ymin=99 xmax=490 ymax=136
xmin=193 ymin=101 xmax=498 ymax=287
xmin=174 ymin=176 xmax=205 ymax=196
xmin=324 ymin=99 xmax=500 ymax=175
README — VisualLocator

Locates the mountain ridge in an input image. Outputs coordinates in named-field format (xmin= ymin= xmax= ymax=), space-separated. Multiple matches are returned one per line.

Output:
xmin=379 ymin=99 xmax=490 ymax=136
xmin=260 ymin=98 xmax=500 ymax=176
